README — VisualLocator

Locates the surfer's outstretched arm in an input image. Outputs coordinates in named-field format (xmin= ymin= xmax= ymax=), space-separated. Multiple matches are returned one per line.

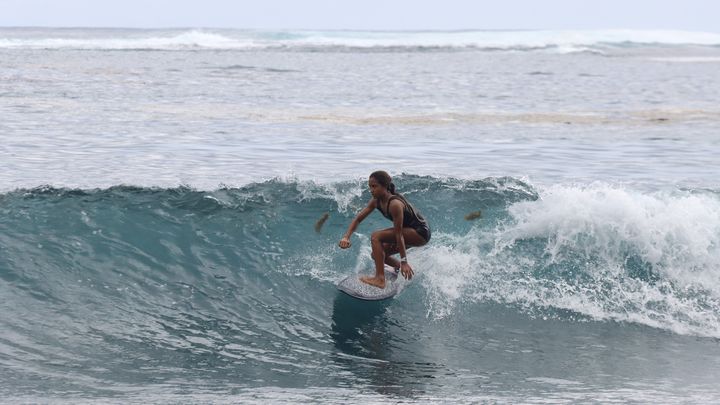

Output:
xmin=338 ymin=199 xmax=375 ymax=249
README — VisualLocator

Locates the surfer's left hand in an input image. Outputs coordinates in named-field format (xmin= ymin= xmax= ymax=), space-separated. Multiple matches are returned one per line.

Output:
xmin=400 ymin=262 xmax=413 ymax=280
xmin=338 ymin=237 xmax=351 ymax=249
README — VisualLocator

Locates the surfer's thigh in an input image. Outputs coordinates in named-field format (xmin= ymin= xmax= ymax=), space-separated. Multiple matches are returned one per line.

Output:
xmin=371 ymin=228 xmax=396 ymax=244
xmin=402 ymin=227 xmax=428 ymax=247
xmin=372 ymin=227 xmax=427 ymax=247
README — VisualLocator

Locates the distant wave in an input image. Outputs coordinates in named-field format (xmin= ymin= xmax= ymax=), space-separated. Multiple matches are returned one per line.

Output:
xmin=2 ymin=28 xmax=720 ymax=52
xmin=0 ymin=30 xmax=258 ymax=50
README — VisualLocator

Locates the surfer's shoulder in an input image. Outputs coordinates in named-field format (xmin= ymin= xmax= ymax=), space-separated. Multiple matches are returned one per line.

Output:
xmin=388 ymin=196 xmax=405 ymax=210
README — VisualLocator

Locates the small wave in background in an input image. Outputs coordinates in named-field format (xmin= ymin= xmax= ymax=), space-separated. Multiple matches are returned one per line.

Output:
xmin=2 ymin=28 xmax=720 ymax=53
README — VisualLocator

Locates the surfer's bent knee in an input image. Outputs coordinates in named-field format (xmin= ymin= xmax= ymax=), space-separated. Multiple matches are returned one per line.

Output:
xmin=370 ymin=230 xmax=385 ymax=243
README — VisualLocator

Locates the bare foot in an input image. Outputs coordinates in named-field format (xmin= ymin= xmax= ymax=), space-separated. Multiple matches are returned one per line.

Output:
xmin=359 ymin=275 xmax=386 ymax=289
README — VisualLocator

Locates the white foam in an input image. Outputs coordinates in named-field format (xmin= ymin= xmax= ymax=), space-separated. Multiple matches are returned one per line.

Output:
xmin=420 ymin=232 xmax=487 ymax=319
xmin=500 ymin=184 xmax=720 ymax=292
xmin=420 ymin=184 xmax=720 ymax=337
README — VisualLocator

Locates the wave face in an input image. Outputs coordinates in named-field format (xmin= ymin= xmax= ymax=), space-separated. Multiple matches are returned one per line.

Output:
xmin=2 ymin=177 xmax=720 ymax=335
xmin=2 ymin=176 xmax=720 ymax=400
xmin=2 ymin=28 xmax=720 ymax=52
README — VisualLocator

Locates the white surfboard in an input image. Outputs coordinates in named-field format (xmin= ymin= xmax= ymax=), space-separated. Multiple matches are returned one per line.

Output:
xmin=337 ymin=268 xmax=401 ymax=301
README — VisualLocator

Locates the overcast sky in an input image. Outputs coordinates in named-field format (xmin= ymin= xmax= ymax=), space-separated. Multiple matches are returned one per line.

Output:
xmin=2 ymin=0 xmax=719 ymax=32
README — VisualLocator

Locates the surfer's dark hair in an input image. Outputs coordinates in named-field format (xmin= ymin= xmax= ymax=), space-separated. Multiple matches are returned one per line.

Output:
xmin=370 ymin=170 xmax=396 ymax=194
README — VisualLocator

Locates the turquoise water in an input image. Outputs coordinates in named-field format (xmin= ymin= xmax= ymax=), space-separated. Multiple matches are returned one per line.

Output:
xmin=2 ymin=28 xmax=720 ymax=403
xmin=2 ymin=178 xmax=720 ymax=402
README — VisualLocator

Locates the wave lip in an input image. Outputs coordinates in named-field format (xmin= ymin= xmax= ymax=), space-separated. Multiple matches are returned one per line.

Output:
xmin=2 ymin=28 xmax=720 ymax=51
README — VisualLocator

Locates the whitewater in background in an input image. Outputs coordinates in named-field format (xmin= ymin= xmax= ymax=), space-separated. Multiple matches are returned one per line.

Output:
xmin=2 ymin=28 xmax=720 ymax=403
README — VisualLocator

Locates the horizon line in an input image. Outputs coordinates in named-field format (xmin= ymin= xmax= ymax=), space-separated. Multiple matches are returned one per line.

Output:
xmin=2 ymin=25 xmax=719 ymax=34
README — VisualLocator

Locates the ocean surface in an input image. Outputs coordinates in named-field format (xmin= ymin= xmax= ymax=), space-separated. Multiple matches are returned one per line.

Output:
xmin=2 ymin=28 xmax=720 ymax=403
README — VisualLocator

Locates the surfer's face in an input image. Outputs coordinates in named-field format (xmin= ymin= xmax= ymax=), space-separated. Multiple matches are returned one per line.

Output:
xmin=368 ymin=177 xmax=384 ymax=198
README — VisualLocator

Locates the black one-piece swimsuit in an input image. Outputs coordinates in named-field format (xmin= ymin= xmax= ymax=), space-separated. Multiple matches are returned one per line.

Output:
xmin=376 ymin=195 xmax=431 ymax=243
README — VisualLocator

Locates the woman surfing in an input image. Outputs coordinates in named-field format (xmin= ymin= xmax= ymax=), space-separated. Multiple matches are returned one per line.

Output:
xmin=339 ymin=171 xmax=431 ymax=289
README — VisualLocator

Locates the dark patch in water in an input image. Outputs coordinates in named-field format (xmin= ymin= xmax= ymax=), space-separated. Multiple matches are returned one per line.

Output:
xmin=215 ymin=65 xmax=300 ymax=73
xmin=528 ymin=71 xmax=554 ymax=76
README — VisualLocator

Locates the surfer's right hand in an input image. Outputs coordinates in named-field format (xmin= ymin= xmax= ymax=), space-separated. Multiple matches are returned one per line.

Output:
xmin=338 ymin=237 xmax=351 ymax=249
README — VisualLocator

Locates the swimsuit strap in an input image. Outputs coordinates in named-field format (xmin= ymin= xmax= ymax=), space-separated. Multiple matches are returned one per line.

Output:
xmin=377 ymin=194 xmax=428 ymax=233
xmin=376 ymin=196 xmax=400 ymax=219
